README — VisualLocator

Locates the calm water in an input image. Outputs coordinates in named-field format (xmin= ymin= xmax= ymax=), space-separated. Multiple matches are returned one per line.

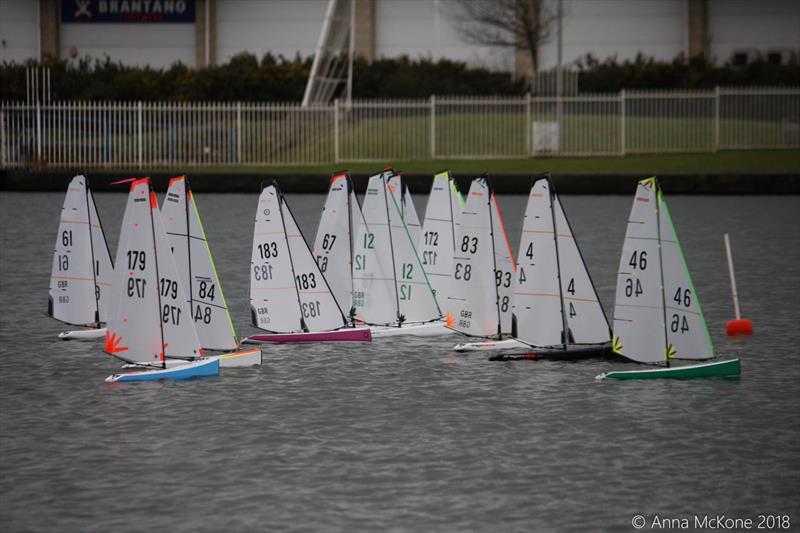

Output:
xmin=1 ymin=189 xmax=799 ymax=532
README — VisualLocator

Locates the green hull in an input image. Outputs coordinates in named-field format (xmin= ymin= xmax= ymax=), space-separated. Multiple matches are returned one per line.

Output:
xmin=597 ymin=358 xmax=740 ymax=380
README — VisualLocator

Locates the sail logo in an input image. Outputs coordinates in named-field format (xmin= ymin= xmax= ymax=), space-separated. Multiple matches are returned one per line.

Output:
xmin=74 ymin=0 xmax=92 ymax=18
xmin=62 ymin=0 xmax=196 ymax=23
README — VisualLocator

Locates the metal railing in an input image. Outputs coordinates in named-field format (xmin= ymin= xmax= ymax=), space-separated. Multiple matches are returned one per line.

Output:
xmin=2 ymin=87 xmax=797 ymax=168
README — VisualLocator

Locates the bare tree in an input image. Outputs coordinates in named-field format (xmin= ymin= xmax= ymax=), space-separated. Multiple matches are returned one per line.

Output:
xmin=450 ymin=0 xmax=558 ymax=79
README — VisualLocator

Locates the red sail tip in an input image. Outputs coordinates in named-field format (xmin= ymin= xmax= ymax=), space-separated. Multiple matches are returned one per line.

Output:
xmin=169 ymin=175 xmax=186 ymax=187
xmin=130 ymin=177 xmax=149 ymax=192
xmin=150 ymin=191 xmax=158 ymax=209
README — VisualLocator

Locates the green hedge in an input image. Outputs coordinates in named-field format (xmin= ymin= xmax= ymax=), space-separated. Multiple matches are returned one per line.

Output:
xmin=1 ymin=52 xmax=797 ymax=102
xmin=576 ymin=53 xmax=800 ymax=92
xmin=0 ymin=53 xmax=525 ymax=101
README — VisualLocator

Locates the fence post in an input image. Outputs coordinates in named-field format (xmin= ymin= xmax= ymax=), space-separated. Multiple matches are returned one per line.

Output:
xmin=430 ymin=95 xmax=436 ymax=159
xmin=334 ymin=98 xmax=340 ymax=163
xmin=526 ymin=93 xmax=532 ymax=156
xmin=236 ymin=102 xmax=242 ymax=165
xmin=0 ymin=107 xmax=6 ymax=168
xmin=714 ymin=86 xmax=720 ymax=152
xmin=137 ymin=101 xmax=143 ymax=169
xmin=36 ymin=100 xmax=42 ymax=164
xmin=620 ymin=89 xmax=626 ymax=156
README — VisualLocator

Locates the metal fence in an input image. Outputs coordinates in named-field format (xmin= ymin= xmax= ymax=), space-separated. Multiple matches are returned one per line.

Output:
xmin=1 ymin=87 xmax=797 ymax=168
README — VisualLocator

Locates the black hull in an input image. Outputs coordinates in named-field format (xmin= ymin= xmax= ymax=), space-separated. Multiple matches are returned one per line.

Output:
xmin=488 ymin=342 xmax=612 ymax=362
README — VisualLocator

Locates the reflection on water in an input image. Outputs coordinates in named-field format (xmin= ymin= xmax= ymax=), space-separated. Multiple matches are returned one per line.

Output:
xmin=1 ymin=190 xmax=798 ymax=531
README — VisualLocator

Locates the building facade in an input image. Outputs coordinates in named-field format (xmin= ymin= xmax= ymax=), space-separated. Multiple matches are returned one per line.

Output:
xmin=1 ymin=0 xmax=797 ymax=71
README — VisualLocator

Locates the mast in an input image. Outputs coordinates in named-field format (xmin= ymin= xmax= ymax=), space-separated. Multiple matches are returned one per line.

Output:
xmin=446 ymin=172 xmax=457 ymax=255
xmin=147 ymin=179 xmax=167 ymax=369
xmin=184 ymin=177 xmax=194 ymax=321
xmin=273 ymin=182 xmax=308 ymax=332
xmin=345 ymin=174 xmax=355 ymax=271
xmin=485 ymin=176 xmax=502 ymax=339
xmin=547 ymin=175 xmax=569 ymax=350
xmin=382 ymin=172 xmax=402 ymax=325
xmin=345 ymin=174 xmax=356 ymax=325
xmin=84 ymin=177 xmax=100 ymax=326
xmin=654 ymin=179 xmax=670 ymax=367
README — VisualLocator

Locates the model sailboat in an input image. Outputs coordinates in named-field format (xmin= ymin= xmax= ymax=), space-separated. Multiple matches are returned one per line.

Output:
xmin=104 ymin=178 xmax=219 ymax=382
xmin=49 ymin=175 xmax=114 ymax=340
xmin=160 ymin=176 xmax=261 ymax=366
xmin=417 ymin=170 xmax=464 ymax=307
xmin=482 ymin=176 xmax=612 ymax=359
xmin=447 ymin=176 xmax=516 ymax=343
xmin=596 ymin=177 xmax=740 ymax=379
xmin=243 ymin=180 xmax=371 ymax=343
xmin=311 ymin=172 xmax=363 ymax=319
xmin=352 ymin=170 xmax=452 ymax=337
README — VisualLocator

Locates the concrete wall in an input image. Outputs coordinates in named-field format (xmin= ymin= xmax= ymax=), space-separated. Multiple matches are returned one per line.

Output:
xmin=0 ymin=0 xmax=38 ymax=63
xmin=708 ymin=0 xmax=800 ymax=65
xmin=1 ymin=0 xmax=797 ymax=72
xmin=216 ymin=0 xmax=327 ymax=63
xmin=374 ymin=0 xmax=514 ymax=71
xmin=538 ymin=0 xmax=687 ymax=70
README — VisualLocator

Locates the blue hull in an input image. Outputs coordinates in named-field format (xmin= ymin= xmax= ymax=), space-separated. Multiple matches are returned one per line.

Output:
xmin=106 ymin=358 xmax=219 ymax=382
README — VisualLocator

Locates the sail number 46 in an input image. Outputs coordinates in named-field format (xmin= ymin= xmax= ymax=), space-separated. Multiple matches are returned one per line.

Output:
xmin=628 ymin=250 xmax=647 ymax=270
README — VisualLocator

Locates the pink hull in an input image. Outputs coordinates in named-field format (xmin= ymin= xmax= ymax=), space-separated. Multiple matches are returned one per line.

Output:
xmin=244 ymin=327 xmax=372 ymax=344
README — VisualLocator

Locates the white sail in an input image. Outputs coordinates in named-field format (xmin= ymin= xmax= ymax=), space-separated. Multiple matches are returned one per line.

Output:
xmin=658 ymin=194 xmax=714 ymax=360
xmin=151 ymin=198 xmax=204 ymax=360
xmin=612 ymin=178 xmax=668 ymax=363
xmin=105 ymin=179 xmax=202 ymax=365
xmin=512 ymin=179 xmax=564 ymax=346
xmin=162 ymin=177 xmax=238 ymax=350
xmin=403 ymin=186 xmax=422 ymax=246
xmin=87 ymin=186 xmax=114 ymax=322
xmin=387 ymin=173 xmax=422 ymax=246
xmin=49 ymin=175 xmax=110 ymax=326
xmin=417 ymin=171 xmax=463 ymax=306
xmin=282 ymin=194 xmax=348 ymax=332
xmin=553 ymin=194 xmax=611 ymax=344
xmin=446 ymin=177 xmax=500 ymax=337
xmin=490 ymin=192 xmax=516 ymax=334
xmin=353 ymin=172 xmax=405 ymax=325
xmin=386 ymin=176 xmax=441 ymax=324
xmin=249 ymin=184 xmax=303 ymax=333
xmin=313 ymin=173 xmax=357 ymax=315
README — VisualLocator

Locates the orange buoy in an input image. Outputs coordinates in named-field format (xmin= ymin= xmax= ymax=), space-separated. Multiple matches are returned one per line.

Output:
xmin=726 ymin=319 xmax=753 ymax=336
xmin=724 ymin=233 xmax=752 ymax=336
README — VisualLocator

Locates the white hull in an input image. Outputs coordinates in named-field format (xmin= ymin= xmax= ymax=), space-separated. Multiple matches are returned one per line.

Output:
xmin=122 ymin=349 xmax=262 ymax=370
xmin=217 ymin=349 xmax=262 ymax=367
xmin=453 ymin=338 xmax=529 ymax=352
xmin=370 ymin=321 xmax=456 ymax=338
xmin=59 ymin=327 xmax=107 ymax=340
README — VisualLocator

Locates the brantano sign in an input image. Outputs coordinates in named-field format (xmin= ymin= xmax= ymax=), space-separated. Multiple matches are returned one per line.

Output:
xmin=61 ymin=0 xmax=196 ymax=23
